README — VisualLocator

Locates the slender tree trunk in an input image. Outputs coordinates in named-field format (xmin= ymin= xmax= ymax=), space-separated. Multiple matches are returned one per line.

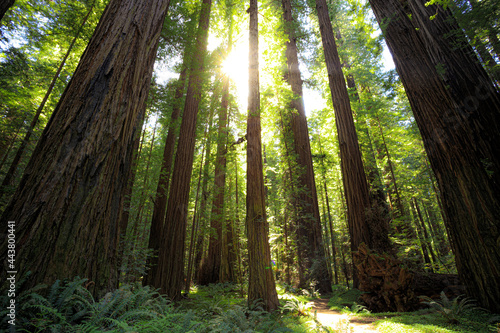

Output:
xmin=153 ymin=0 xmax=212 ymax=300
xmin=144 ymin=60 xmax=188 ymax=286
xmin=413 ymin=198 xmax=437 ymax=268
xmin=194 ymin=105 xmax=216 ymax=283
xmin=0 ymin=0 xmax=170 ymax=296
xmin=410 ymin=200 xmax=431 ymax=268
xmin=200 ymin=35 xmax=233 ymax=285
xmin=0 ymin=0 xmax=97 ymax=198
xmin=184 ymin=119 xmax=211 ymax=294
xmin=318 ymin=137 xmax=339 ymax=285
xmin=0 ymin=115 xmax=26 ymax=173
xmin=0 ymin=0 xmax=15 ymax=22
xmin=246 ymin=0 xmax=279 ymax=311
xmin=368 ymin=0 xmax=500 ymax=312
xmin=118 ymin=111 xmax=146 ymax=283
xmin=282 ymin=0 xmax=331 ymax=294
xmin=132 ymin=123 xmax=158 ymax=248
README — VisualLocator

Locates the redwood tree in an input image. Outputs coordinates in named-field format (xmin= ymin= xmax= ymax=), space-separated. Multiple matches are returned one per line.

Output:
xmin=152 ymin=0 xmax=212 ymax=300
xmin=281 ymin=0 xmax=331 ymax=293
xmin=315 ymin=0 xmax=391 ymax=288
xmin=368 ymin=0 xmax=500 ymax=312
xmin=0 ymin=0 xmax=170 ymax=296
xmin=246 ymin=0 xmax=279 ymax=312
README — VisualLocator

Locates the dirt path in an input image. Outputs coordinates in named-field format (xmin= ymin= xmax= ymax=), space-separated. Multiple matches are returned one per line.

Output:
xmin=311 ymin=298 xmax=379 ymax=332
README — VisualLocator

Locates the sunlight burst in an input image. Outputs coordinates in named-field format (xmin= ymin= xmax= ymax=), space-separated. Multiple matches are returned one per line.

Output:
xmin=221 ymin=40 xmax=249 ymax=110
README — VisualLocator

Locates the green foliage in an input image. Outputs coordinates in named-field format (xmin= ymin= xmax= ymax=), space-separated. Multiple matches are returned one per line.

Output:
xmin=327 ymin=287 xmax=364 ymax=312
xmin=419 ymin=292 xmax=481 ymax=324
xmin=281 ymin=297 xmax=313 ymax=317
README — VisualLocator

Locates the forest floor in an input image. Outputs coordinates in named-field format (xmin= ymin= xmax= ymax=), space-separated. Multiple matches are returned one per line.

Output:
xmin=323 ymin=286 xmax=498 ymax=333
xmin=312 ymin=297 xmax=379 ymax=332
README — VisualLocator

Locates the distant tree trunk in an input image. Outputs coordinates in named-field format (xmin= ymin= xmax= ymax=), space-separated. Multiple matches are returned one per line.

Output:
xmin=0 ymin=115 xmax=26 ymax=173
xmin=413 ymin=198 xmax=437 ymax=266
xmin=317 ymin=137 xmax=339 ymax=285
xmin=368 ymin=0 xmax=500 ymax=312
xmin=0 ymin=0 xmax=170 ymax=297
xmin=132 ymin=123 xmax=158 ymax=248
xmin=316 ymin=0 xmax=392 ymax=288
xmin=218 ymin=57 xmax=236 ymax=283
xmin=282 ymin=0 xmax=331 ymax=294
xmin=194 ymin=105 xmax=216 ymax=283
xmin=410 ymin=199 xmax=432 ymax=268
xmin=144 ymin=59 xmax=188 ymax=286
xmin=153 ymin=0 xmax=212 ymax=300
xmin=200 ymin=37 xmax=233 ymax=285
xmin=246 ymin=0 xmax=279 ymax=312
xmin=118 ymin=114 xmax=144 ymax=282
xmin=0 ymin=0 xmax=15 ymax=22
xmin=0 ymin=0 xmax=96 ymax=198
xmin=185 ymin=119 xmax=211 ymax=293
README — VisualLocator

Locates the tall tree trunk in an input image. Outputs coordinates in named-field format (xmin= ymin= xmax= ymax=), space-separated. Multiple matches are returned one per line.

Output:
xmin=410 ymin=199 xmax=431 ymax=268
xmin=144 ymin=59 xmax=188 ymax=286
xmin=185 ymin=117 xmax=212 ymax=293
xmin=194 ymin=105 xmax=216 ymax=283
xmin=0 ymin=0 xmax=97 ymax=199
xmin=118 ymin=113 xmax=144 ymax=282
xmin=0 ymin=0 xmax=15 ymax=22
xmin=153 ymin=0 xmax=212 ymax=300
xmin=316 ymin=0 xmax=391 ymax=288
xmin=200 ymin=33 xmax=233 ymax=285
xmin=368 ymin=0 xmax=500 ymax=312
xmin=0 ymin=0 xmax=170 ymax=297
xmin=246 ymin=0 xmax=279 ymax=312
xmin=282 ymin=0 xmax=331 ymax=294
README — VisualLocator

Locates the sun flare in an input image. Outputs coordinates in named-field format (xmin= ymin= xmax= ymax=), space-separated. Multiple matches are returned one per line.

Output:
xmin=221 ymin=41 xmax=249 ymax=110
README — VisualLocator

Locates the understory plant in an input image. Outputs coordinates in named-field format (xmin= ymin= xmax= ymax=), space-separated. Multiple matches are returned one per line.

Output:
xmin=419 ymin=292 xmax=480 ymax=324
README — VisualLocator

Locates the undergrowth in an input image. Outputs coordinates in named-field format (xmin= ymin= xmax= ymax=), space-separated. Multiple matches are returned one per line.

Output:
xmin=0 ymin=278 xmax=336 ymax=332
xmin=326 ymin=285 xmax=498 ymax=333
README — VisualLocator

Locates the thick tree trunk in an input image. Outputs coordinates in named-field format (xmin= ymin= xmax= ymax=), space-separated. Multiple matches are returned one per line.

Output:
xmin=316 ymin=0 xmax=392 ymax=288
xmin=368 ymin=0 xmax=500 ymax=312
xmin=246 ymin=0 xmax=279 ymax=312
xmin=0 ymin=0 xmax=15 ymax=22
xmin=153 ymin=0 xmax=212 ymax=300
xmin=282 ymin=0 xmax=331 ymax=294
xmin=0 ymin=0 xmax=170 ymax=297
xmin=0 ymin=1 xmax=96 ymax=199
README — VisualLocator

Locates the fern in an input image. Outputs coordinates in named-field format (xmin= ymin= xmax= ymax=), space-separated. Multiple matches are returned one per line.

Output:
xmin=419 ymin=291 xmax=480 ymax=324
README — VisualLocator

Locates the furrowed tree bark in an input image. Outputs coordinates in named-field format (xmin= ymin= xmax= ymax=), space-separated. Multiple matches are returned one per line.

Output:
xmin=282 ymin=0 xmax=331 ymax=294
xmin=316 ymin=0 xmax=388 ymax=288
xmin=153 ymin=0 xmax=212 ymax=300
xmin=368 ymin=0 xmax=500 ymax=312
xmin=246 ymin=0 xmax=279 ymax=312
xmin=0 ymin=0 xmax=15 ymax=23
xmin=0 ymin=0 xmax=96 ymax=200
xmin=0 ymin=0 xmax=170 ymax=297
